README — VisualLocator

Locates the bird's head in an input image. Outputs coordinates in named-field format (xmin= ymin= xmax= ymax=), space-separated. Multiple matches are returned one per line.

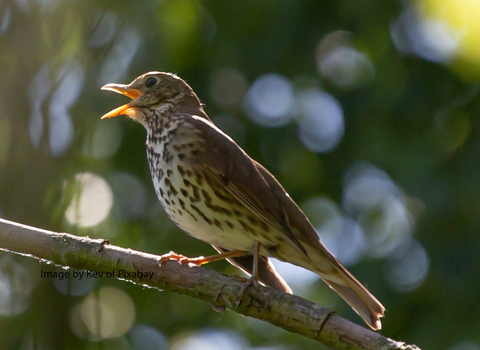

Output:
xmin=101 ymin=71 xmax=202 ymax=128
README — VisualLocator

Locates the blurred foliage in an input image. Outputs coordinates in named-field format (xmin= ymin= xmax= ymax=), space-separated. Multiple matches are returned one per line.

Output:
xmin=1 ymin=0 xmax=480 ymax=349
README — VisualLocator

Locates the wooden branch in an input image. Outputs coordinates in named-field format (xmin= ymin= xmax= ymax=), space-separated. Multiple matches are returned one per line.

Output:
xmin=0 ymin=218 xmax=420 ymax=350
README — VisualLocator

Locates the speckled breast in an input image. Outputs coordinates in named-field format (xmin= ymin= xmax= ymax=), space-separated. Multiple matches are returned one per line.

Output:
xmin=145 ymin=119 xmax=262 ymax=251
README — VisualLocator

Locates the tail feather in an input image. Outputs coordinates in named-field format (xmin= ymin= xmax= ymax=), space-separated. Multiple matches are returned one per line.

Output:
xmin=323 ymin=277 xmax=385 ymax=330
xmin=301 ymin=245 xmax=385 ymax=330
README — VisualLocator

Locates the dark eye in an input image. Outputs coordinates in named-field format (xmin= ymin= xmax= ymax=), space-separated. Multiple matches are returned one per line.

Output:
xmin=145 ymin=77 xmax=158 ymax=88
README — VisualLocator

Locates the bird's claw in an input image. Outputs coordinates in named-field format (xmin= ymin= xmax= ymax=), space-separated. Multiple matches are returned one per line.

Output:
xmin=236 ymin=277 xmax=260 ymax=303
xmin=159 ymin=251 xmax=205 ymax=266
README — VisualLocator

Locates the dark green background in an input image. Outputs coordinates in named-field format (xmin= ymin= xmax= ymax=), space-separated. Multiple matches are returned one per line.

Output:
xmin=0 ymin=1 xmax=478 ymax=349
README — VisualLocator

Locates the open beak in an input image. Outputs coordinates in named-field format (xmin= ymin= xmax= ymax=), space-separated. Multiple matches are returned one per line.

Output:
xmin=100 ymin=83 xmax=142 ymax=119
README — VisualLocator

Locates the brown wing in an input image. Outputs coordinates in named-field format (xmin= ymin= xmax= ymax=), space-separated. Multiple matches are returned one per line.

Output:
xmin=182 ymin=114 xmax=323 ymax=255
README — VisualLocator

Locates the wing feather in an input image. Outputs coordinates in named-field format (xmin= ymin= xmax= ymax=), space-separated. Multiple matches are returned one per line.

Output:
xmin=182 ymin=114 xmax=310 ymax=256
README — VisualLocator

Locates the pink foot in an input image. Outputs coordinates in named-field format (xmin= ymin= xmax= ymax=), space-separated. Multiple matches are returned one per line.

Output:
xmin=159 ymin=251 xmax=206 ymax=266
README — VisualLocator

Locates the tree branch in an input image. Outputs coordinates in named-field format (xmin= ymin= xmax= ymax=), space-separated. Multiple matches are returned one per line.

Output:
xmin=0 ymin=218 xmax=420 ymax=350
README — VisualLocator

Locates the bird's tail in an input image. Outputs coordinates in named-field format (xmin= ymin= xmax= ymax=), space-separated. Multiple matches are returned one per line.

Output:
xmin=316 ymin=256 xmax=385 ymax=330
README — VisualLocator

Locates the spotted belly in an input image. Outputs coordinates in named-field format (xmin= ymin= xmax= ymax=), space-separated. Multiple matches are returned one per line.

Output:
xmin=146 ymin=120 xmax=283 ymax=252
xmin=151 ymin=161 xmax=283 ymax=252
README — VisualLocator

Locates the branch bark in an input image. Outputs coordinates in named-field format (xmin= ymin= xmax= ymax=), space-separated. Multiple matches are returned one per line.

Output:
xmin=0 ymin=218 xmax=420 ymax=350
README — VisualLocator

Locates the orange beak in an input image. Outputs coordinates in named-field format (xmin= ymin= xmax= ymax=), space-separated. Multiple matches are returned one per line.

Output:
xmin=100 ymin=83 xmax=142 ymax=119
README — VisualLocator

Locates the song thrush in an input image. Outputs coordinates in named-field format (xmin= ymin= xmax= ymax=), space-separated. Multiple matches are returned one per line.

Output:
xmin=101 ymin=71 xmax=385 ymax=330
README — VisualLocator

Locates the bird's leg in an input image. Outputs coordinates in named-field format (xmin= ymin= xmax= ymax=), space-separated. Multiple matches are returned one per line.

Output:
xmin=159 ymin=250 xmax=247 ymax=266
xmin=238 ymin=241 xmax=261 ymax=300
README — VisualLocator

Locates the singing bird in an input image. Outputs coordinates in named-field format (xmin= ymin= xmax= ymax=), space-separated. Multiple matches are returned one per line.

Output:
xmin=101 ymin=71 xmax=385 ymax=330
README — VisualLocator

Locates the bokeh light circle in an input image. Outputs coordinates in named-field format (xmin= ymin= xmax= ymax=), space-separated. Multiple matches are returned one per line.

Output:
xmin=64 ymin=173 xmax=113 ymax=228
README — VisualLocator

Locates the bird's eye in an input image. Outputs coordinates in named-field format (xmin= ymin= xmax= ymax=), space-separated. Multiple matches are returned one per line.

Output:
xmin=145 ymin=77 xmax=158 ymax=88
